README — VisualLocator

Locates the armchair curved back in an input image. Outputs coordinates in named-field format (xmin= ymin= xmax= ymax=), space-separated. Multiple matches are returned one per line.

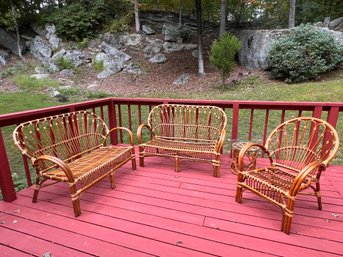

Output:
xmin=148 ymin=104 xmax=227 ymax=142
xmin=13 ymin=111 xmax=109 ymax=164
xmin=265 ymin=117 xmax=339 ymax=173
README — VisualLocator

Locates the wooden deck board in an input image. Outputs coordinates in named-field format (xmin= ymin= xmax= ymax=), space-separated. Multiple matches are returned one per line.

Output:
xmin=1 ymin=154 xmax=343 ymax=257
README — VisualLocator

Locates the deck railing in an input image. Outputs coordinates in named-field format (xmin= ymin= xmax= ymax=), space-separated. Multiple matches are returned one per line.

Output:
xmin=1 ymin=97 xmax=342 ymax=202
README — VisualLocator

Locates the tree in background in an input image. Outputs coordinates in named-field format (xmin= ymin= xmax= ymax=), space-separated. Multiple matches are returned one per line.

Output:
xmin=219 ymin=0 xmax=226 ymax=36
xmin=209 ymin=33 xmax=241 ymax=87
xmin=134 ymin=0 xmax=141 ymax=32
xmin=195 ymin=0 xmax=205 ymax=76
xmin=0 ymin=0 xmax=23 ymax=58
xmin=289 ymin=0 xmax=296 ymax=28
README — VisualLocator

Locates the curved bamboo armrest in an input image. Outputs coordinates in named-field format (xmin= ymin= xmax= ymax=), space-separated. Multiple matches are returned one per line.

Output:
xmin=289 ymin=161 xmax=326 ymax=196
xmin=137 ymin=124 xmax=154 ymax=144
xmin=104 ymin=127 xmax=134 ymax=146
xmin=33 ymin=155 xmax=74 ymax=183
xmin=214 ymin=129 xmax=226 ymax=153
xmin=237 ymin=142 xmax=273 ymax=172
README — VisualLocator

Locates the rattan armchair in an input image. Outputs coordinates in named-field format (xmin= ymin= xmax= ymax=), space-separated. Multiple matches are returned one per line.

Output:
xmin=235 ymin=117 xmax=339 ymax=234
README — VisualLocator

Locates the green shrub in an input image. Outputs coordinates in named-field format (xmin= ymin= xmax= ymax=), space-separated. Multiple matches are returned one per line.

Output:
xmin=55 ymin=57 xmax=74 ymax=70
xmin=43 ymin=0 xmax=105 ymax=41
xmin=105 ymin=14 xmax=131 ymax=33
xmin=267 ymin=24 xmax=343 ymax=83
xmin=209 ymin=33 xmax=241 ymax=87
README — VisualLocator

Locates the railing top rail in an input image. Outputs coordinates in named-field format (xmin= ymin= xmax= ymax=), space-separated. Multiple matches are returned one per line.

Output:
xmin=111 ymin=98 xmax=343 ymax=108
xmin=1 ymin=97 xmax=342 ymax=127
xmin=0 ymin=98 xmax=112 ymax=127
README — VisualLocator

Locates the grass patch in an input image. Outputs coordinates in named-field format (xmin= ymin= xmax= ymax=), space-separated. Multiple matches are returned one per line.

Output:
xmin=55 ymin=57 xmax=74 ymax=70
xmin=93 ymin=60 xmax=104 ymax=72
xmin=14 ymin=75 xmax=60 ymax=91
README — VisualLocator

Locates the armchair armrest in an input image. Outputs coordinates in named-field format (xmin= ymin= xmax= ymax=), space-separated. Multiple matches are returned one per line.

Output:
xmin=237 ymin=142 xmax=273 ymax=172
xmin=104 ymin=127 xmax=134 ymax=146
xmin=137 ymin=124 xmax=154 ymax=144
xmin=289 ymin=161 xmax=326 ymax=196
xmin=33 ymin=155 xmax=74 ymax=183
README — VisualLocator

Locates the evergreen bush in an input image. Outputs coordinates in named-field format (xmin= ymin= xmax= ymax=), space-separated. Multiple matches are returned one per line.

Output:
xmin=267 ymin=24 xmax=343 ymax=83
xmin=209 ymin=33 xmax=241 ymax=87
xmin=43 ymin=0 xmax=105 ymax=41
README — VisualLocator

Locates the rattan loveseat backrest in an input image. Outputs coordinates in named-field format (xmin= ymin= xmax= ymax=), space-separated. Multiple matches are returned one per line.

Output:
xmin=148 ymin=104 xmax=227 ymax=141
xmin=13 ymin=111 xmax=109 ymax=163
xmin=265 ymin=117 xmax=339 ymax=173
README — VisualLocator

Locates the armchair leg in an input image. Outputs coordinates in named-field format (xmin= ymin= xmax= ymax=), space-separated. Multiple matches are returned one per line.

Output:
xmin=235 ymin=184 xmax=243 ymax=203
xmin=316 ymin=182 xmax=322 ymax=210
xmin=139 ymin=147 xmax=144 ymax=167
xmin=281 ymin=210 xmax=293 ymax=234
xmin=316 ymin=191 xmax=322 ymax=210
xmin=282 ymin=200 xmax=295 ymax=234
xmin=32 ymin=188 xmax=40 ymax=203
xmin=32 ymin=176 xmax=43 ymax=203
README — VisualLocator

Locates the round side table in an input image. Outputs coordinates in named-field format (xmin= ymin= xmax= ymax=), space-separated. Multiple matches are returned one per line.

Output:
xmin=230 ymin=141 xmax=259 ymax=175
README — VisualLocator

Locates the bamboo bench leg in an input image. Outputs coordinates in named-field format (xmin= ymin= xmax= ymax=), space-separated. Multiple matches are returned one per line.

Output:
xmin=109 ymin=173 xmax=116 ymax=189
xmin=175 ymin=157 xmax=180 ymax=172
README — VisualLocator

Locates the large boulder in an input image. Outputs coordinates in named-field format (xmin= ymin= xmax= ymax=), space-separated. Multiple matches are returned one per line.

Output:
xmin=99 ymin=42 xmax=131 ymax=62
xmin=329 ymin=17 xmax=343 ymax=32
xmin=30 ymin=23 xmax=47 ymax=37
xmin=162 ymin=23 xmax=183 ymax=43
xmin=0 ymin=49 xmax=10 ymax=66
xmin=122 ymin=34 xmax=142 ymax=46
xmin=236 ymin=28 xmax=343 ymax=70
xmin=45 ymin=24 xmax=61 ymax=49
xmin=236 ymin=29 xmax=286 ymax=70
xmin=0 ymin=28 xmax=26 ymax=56
xmin=30 ymin=36 xmax=52 ymax=61
xmin=64 ymin=50 xmax=84 ymax=67
xmin=142 ymin=25 xmax=156 ymax=35
xmin=98 ymin=33 xmax=126 ymax=49
xmin=163 ymin=42 xmax=184 ymax=52
xmin=149 ymin=53 xmax=167 ymax=64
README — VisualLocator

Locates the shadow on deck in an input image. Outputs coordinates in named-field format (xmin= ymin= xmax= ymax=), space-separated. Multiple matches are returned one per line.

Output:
xmin=1 ymin=153 xmax=343 ymax=257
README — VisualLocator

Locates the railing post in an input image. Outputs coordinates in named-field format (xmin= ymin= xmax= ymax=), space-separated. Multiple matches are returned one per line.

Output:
xmin=108 ymin=100 xmax=118 ymax=145
xmin=0 ymin=129 xmax=16 ymax=201
xmin=326 ymin=106 xmax=340 ymax=128
xmin=231 ymin=103 xmax=239 ymax=141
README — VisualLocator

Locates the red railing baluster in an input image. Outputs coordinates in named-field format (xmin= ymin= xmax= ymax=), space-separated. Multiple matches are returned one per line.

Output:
xmin=0 ymin=128 xmax=17 ymax=201
xmin=248 ymin=109 xmax=254 ymax=141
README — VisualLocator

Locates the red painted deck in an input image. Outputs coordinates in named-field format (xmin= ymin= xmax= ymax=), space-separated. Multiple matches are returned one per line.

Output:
xmin=1 ymin=152 xmax=343 ymax=257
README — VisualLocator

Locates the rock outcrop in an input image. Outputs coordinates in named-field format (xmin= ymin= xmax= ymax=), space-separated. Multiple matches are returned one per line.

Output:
xmin=0 ymin=28 xmax=26 ymax=56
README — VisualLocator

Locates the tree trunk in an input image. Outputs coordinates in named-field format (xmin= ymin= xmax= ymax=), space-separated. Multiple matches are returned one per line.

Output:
xmin=179 ymin=0 xmax=184 ymax=27
xmin=10 ymin=0 xmax=22 ymax=58
xmin=134 ymin=0 xmax=140 ymax=32
xmin=219 ymin=0 xmax=226 ymax=36
xmin=195 ymin=0 xmax=205 ymax=76
xmin=288 ymin=0 xmax=296 ymax=28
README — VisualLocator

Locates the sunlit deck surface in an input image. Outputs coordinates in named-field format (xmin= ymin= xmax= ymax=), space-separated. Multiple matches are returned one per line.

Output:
xmin=1 ymin=152 xmax=343 ymax=257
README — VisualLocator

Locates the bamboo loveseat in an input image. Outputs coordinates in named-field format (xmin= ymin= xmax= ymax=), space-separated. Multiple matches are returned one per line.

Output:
xmin=137 ymin=104 xmax=227 ymax=177
xmin=13 ymin=111 xmax=136 ymax=217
